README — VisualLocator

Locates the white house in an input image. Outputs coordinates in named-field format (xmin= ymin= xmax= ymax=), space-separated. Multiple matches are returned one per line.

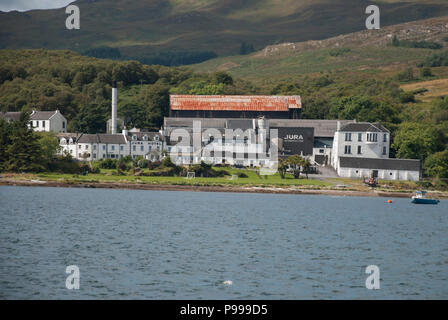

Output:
xmin=57 ymin=133 xmax=80 ymax=157
xmin=29 ymin=110 xmax=67 ymax=133
xmin=126 ymin=128 xmax=165 ymax=161
xmin=59 ymin=132 xmax=129 ymax=161
xmin=331 ymin=122 xmax=421 ymax=181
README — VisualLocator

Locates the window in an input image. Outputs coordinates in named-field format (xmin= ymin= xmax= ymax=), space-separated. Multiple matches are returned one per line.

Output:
xmin=111 ymin=145 xmax=115 ymax=151
xmin=102 ymin=145 xmax=106 ymax=151
xmin=93 ymin=154 xmax=97 ymax=159
xmin=120 ymin=146 xmax=124 ymax=151
xmin=102 ymin=154 xmax=106 ymax=159
xmin=357 ymin=146 xmax=362 ymax=154
xmin=154 ymin=136 xmax=159 ymax=141
xmin=93 ymin=145 xmax=97 ymax=150
xmin=143 ymin=135 xmax=148 ymax=141
xmin=319 ymin=149 xmax=324 ymax=154
xmin=62 ymin=121 xmax=66 ymax=129
xmin=149 ymin=146 xmax=152 ymax=151
xmin=345 ymin=133 xmax=352 ymax=141
xmin=358 ymin=133 xmax=362 ymax=142
xmin=344 ymin=145 xmax=351 ymax=154
xmin=70 ymin=149 xmax=73 ymax=154
xmin=367 ymin=133 xmax=378 ymax=142
xmin=85 ymin=145 xmax=89 ymax=150
xmin=133 ymin=145 xmax=136 ymax=151
xmin=132 ymin=135 xmax=137 ymax=141
xmin=383 ymin=134 xmax=387 ymax=142
xmin=140 ymin=146 xmax=144 ymax=151
xmin=382 ymin=146 xmax=387 ymax=155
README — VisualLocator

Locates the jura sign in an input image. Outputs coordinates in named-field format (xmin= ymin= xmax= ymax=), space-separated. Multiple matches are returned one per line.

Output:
xmin=277 ymin=127 xmax=314 ymax=156
xmin=284 ymin=134 xmax=304 ymax=142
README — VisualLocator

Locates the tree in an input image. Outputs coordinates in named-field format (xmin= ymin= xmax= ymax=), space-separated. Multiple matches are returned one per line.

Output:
xmin=37 ymin=132 xmax=61 ymax=165
xmin=392 ymin=35 xmax=400 ymax=47
xmin=278 ymin=158 xmax=288 ymax=179
xmin=302 ymin=158 xmax=312 ymax=179
xmin=392 ymin=122 xmax=446 ymax=160
xmin=420 ymin=67 xmax=433 ymax=78
xmin=0 ymin=118 xmax=12 ymax=171
xmin=5 ymin=112 xmax=45 ymax=172
xmin=214 ymin=72 xmax=233 ymax=85
xmin=424 ymin=150 xmax=448 ymax=178
xmin=71 ymin=103 xmax=108 ymax=133
xmin=285 ymin=155 xmax=305 ymax=179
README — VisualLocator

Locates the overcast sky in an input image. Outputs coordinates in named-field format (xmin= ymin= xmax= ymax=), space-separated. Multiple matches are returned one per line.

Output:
xmin=0 ymin=0 xmax=75 ymax=12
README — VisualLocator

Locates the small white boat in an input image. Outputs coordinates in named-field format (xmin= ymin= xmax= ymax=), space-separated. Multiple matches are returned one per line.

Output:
xmin=411 ymin=191 xmax=440 ymax=205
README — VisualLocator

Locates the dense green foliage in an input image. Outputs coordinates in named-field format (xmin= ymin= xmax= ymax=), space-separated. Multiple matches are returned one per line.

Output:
xmin=418 ymin=50 xmax=448 ymax=67
xmin=0 ymin=113 xmax=90 ymax=173
xmin=1 ymin=49 xmax=448 ymax=179
xmin=391 ymin=36 xmax=443 ymax=50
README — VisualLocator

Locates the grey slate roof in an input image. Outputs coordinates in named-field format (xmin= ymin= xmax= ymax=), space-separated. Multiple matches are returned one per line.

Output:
xmin=30 ymin=111 xmax=57 ymax=120
xmin=270 ymin=119 xmax=355 ymax=137
xmin=77 ymin=134 xmax=127 ymax=144
xmin=0 ymin=112 xmax=21 ymax=121
xmin=128 ymin=132 xmax=163 ymax=141
xmin=339 ymin=157 xmax=421 ymax=171
xmin=164 ymin=117 xmax=355 ymax=138
xmin=340 ymin=122 xmax=389 ymax=133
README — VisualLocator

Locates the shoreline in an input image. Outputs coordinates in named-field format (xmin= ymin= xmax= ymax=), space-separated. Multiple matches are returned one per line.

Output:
xmin=2 ymin=178 xmax=447 ymax=199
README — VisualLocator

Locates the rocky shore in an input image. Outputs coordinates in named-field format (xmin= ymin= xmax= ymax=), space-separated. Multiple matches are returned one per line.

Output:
xmin=2 ymin=178 xmax=447 ymax=199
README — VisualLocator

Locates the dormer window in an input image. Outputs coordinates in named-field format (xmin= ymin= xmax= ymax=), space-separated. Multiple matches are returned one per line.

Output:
xmin=60 ymin=138 xmax=66 ymax=144
xmin=154 ymin=135 xmax=159 ymax=141
xmin=132 ymin=135 xmax=137 ymax=141
xmin=143 ymin=135 xmax=148 ymax=141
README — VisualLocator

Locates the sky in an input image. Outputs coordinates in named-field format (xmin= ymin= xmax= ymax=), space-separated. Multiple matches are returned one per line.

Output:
xmin=0 ymin=0 xmax=75 ymax=12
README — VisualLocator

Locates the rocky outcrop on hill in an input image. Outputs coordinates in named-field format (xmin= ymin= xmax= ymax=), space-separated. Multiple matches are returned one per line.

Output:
xmin=260 ymin=16 xmax=448 ymax=57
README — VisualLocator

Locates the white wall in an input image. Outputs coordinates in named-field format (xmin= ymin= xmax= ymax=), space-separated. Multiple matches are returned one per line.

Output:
xmin=338 ymin=167 xmax=420 ymax=181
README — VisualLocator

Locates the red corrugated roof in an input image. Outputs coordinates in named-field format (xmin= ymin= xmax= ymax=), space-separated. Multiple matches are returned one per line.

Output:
xmin=170 ymin=95 xmax=301 ymax=111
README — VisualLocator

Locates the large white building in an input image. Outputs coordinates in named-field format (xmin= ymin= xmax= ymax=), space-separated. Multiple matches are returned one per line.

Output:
xmin=1 ymin=110 xmax=67 ymax=133
xmin=331 ymin=122 xmax=421 ymax=181
xmin=58 ymin=129 xmax=165 ymax=161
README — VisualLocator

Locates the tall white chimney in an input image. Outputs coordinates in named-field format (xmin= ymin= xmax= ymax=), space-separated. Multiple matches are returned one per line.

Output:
xmin=111 ymin=81 xmax=117 ymax=134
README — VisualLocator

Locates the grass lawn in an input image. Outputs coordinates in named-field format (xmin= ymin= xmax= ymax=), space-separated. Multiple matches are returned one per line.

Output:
xmin=35 ymin=167 xmax=331 ymax=188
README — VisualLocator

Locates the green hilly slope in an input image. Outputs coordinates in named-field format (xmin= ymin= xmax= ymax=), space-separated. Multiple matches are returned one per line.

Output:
xmin=192 ymin=16 xmax=448 ymax=82
xmin=1 ymin=0 xmax=448 ymax=64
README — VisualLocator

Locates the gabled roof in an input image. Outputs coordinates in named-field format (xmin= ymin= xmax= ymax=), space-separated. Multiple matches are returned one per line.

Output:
xmin=128 ymin=132 xmax=163 ymax=141
xmin=77 ymin=134 xmax=127 ymax=144
xmin=0 ymin=112 xmax=21 ymax=121
xmin=170 ymin=95 xmax=301 ymax=111
xmin=30 ymin=111 xmax=58 ymax=120
xmin=339 ymin=157 xmax=420 ymax=171
xmin=340 ymin=122 xmax=389 ymax=133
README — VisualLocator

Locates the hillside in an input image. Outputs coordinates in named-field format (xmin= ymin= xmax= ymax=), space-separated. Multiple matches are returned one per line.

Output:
xmin=1 ymin=0 xmax=448 ymax=65
xmin=192 ymin=16 xmax=448 ymax=82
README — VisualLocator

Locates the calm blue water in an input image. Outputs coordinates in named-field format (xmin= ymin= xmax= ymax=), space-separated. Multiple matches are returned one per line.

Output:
xmin=0 ymin=186 xmax=447 ymax=299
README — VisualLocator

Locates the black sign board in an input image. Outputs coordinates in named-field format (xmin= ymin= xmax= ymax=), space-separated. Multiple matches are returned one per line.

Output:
xmin=277 ymin=127 xmax=314 ymax=156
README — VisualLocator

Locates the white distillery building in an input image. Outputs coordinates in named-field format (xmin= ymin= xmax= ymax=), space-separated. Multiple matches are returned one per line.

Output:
xmin=1 ymin=110 xmax=67 ymax=133
xmin=163 ymin=118 xmax=278 ymax=168
xmin=331 ymin=122 xmax=421 ymax=181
